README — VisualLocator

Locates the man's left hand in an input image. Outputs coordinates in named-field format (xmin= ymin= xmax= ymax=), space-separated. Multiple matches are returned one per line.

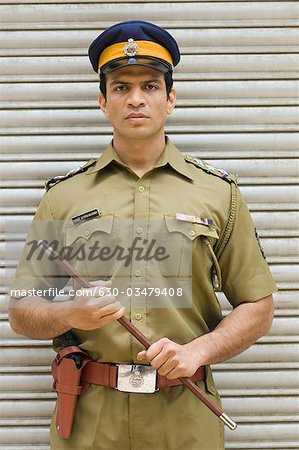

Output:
xmin=137 ymin=337 xmax=199 ymax=379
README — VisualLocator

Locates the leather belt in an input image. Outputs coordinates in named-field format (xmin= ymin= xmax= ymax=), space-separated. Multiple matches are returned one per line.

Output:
xmin=81 ymin=361 xmax=206 ymax=390
xmin=52 ymin=346 xmax=207 ymax=440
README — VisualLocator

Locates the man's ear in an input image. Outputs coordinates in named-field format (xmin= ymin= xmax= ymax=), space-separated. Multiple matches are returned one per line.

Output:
xmin=167 ymin=88 xmax=176 ymax=115
xmin=98 ymin=93 xmax=109 ymax=117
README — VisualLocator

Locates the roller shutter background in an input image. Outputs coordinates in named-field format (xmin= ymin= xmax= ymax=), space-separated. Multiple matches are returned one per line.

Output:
xmin=1 ymin=1 xmax=298 ymax=448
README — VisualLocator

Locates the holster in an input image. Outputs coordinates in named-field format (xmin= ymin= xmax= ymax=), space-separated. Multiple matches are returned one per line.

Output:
xmin=51 ymin=346 xmax=92 ymax=439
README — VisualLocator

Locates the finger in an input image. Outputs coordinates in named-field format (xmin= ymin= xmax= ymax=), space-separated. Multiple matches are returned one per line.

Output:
xmin=77 ymin=286 xmax=98 ymax=299
xmin=96 ymin=301 xmax=124 ymax=318
xmin=96 ymin=306 xmax=126 ymax=325
xmin=112 ymin=305 xmax=126 ymax=319
xmin=74 ymin=286 xmax=108 ymax=302
xmin=150 ymin=350 xmax=171 ymax=370
xmin=94 ymin=286 xmax=112 ymax=298
xmin=156 ymin=359 xmax=177 ymax=377
xmin=89 ymin=279 xmax=112 ymax=287
xmin=78 ymin=284 xmax=114 ymax=300
xmin=137 ymin=350 xmax=147 ymax=360
xmin=90 ymin=295 xmax=117 ymax=308
xmin=163 ymin=366 xmax=182 ymax=380
xmin=145 ymin=340 xmax=165 ymax=361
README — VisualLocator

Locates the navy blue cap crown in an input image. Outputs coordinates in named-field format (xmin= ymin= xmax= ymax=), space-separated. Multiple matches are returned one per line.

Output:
xmin=88 ymin=20 xmax=180 ymax=74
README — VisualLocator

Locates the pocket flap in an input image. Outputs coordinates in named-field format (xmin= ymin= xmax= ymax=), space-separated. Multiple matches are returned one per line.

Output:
xmin=65 ymin=214 xmax=114 ymax=245
xmin=164 ymin=215 xmax=219 ymax=240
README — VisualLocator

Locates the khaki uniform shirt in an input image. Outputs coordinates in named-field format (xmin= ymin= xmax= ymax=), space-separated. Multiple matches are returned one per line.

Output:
xmin=11 ymin=138 xmax=276 ymax=450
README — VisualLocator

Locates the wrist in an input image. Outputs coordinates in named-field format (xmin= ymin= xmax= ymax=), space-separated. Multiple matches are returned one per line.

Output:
xmin=186 ymin=333 xmax=212 ymax=367
xmin=52 ymin=300 xmax=74 ymax=330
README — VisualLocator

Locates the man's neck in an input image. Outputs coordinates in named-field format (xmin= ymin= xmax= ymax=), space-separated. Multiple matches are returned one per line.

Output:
xmin=113 ymin=133 xmax=166 ymax=178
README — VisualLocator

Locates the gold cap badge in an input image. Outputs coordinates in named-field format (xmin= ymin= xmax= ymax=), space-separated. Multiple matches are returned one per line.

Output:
xmin=124 ymin=38 xmax=139 ymax=57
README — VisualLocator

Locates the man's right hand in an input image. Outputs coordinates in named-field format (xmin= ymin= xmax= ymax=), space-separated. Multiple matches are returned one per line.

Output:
xmin=66 ymin=280 xmax=125 ymax=330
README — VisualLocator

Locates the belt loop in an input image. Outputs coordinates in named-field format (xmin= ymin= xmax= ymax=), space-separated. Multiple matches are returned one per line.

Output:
xmin=103 ymin=363 xmax=110 ymax=388
xmin=110 ymin=365 xmax=117 ymax=388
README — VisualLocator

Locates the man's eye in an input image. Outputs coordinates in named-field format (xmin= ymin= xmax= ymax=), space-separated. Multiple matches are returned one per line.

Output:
xmin=144 ymin=84 xmax=158 ymax=90
xmin=114 ymin=85 xmax=128 ymax=92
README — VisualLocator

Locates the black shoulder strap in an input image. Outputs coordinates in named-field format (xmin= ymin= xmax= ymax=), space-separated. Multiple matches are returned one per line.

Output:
xmin=45 ymin=159 xmax=96 ymax=191
xmin=184 ymin=155 xmax=238 ymax=185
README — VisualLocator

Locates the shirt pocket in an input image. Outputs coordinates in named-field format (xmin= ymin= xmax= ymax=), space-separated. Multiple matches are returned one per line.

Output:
xmin=63 ymin=214 xmax=115 ymax=280
xmin=159 ymin=214 xmax=219 ymax=279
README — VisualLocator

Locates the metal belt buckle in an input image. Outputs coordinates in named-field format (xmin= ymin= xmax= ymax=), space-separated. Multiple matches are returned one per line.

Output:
xmin=116 ymin=364 xmax=157 ymax=393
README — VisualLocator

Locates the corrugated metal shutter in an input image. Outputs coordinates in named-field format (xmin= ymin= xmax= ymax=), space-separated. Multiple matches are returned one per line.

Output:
xmin=1 ymin=1 xmax=298 ymax=448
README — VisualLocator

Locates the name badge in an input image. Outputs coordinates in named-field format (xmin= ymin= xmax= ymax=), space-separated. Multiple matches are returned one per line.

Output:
xmin=72 ymin=209 xmax=101 ymax=225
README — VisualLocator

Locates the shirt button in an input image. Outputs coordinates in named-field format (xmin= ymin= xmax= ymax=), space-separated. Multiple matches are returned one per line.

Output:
xmin=189 ymin=230 xmax=196 ymax=237
xmin=135 ymin=269 xmax=141 ymax=277
xmin=136 ymin=226 xmax=143 ymax=234
xmin=84 ymin=230 xmax=90 ymax=237
xmin=134 ymin=313 xmax=143 ymax=321
xmin=138 ymin=186 xmax=145 ymax=193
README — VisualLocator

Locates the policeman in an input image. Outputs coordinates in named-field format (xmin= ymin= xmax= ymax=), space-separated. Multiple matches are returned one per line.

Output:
xmin=9 ymin=20 xmax=277 ymax=450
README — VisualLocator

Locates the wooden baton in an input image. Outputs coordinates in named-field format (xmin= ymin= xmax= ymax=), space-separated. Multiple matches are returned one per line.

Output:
xmin=38 ymin=240 xmax=237 ymax=430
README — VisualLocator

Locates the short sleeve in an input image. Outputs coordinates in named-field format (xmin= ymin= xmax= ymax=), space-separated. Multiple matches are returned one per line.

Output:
xmin=10 ymin=193 xmax=69 ymax=301
xmin=219 ymin=186 xmax=277 ymax=307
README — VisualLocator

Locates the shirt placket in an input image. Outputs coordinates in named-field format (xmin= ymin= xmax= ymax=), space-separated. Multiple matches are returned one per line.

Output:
xmin=128 ymin=174 xmax=153 ymax=450
xmin=130 ymin=176 xmax=152 ymax=361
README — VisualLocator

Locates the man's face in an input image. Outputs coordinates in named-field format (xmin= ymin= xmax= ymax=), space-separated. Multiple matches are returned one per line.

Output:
xmin=98 ymin=66 xmax=176 ymax=141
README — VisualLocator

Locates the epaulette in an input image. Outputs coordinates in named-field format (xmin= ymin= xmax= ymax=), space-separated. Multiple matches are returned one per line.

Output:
xmin=45 ymin=159 xmax=97 ymax=191
xmin=184 ymin=155 xmax=238 ymax=184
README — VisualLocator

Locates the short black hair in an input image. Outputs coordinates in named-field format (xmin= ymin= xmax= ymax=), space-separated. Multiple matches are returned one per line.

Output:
xmin=99 ymin=70 xmax=173 ymax=99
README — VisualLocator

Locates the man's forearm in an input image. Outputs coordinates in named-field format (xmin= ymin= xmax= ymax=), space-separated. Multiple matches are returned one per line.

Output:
xmin=8 ymin=296 xmax=72 ymax=340
xmin=9 ymin=282 xmax=125 ymax=340
xmin=189 ymin=295 xmax=274 ymax=367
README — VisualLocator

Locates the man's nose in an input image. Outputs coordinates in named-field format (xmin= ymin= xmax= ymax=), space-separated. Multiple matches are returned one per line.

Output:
xmin=127 ymin=88 xmax=146 ymax=107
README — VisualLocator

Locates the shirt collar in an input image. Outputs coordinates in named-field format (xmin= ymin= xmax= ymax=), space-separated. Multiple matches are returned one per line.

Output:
xmin=86 ymin=136 xmax=194 ymax=181
xmin=154 ymin=137 xmax=194 ymax=180
xmin=86 ymin=141 xmax=122 ymax=174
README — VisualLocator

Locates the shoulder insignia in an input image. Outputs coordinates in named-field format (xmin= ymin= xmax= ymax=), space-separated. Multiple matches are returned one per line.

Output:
xmin=184 ymin=155 xmax=238 ymax=184
xmin=254 ymin=227 xmax=266 ymax=259
xmin=45 ymin=159 xmax=97 ymax=191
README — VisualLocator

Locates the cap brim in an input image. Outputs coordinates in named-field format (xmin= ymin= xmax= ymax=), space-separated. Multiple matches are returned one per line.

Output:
xmin=101 ymin=56 xmax=172 ymax=75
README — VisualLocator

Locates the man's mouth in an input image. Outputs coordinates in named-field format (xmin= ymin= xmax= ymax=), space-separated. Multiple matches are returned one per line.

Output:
xmin=126 ymin=113 xmax=149 ymax=120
